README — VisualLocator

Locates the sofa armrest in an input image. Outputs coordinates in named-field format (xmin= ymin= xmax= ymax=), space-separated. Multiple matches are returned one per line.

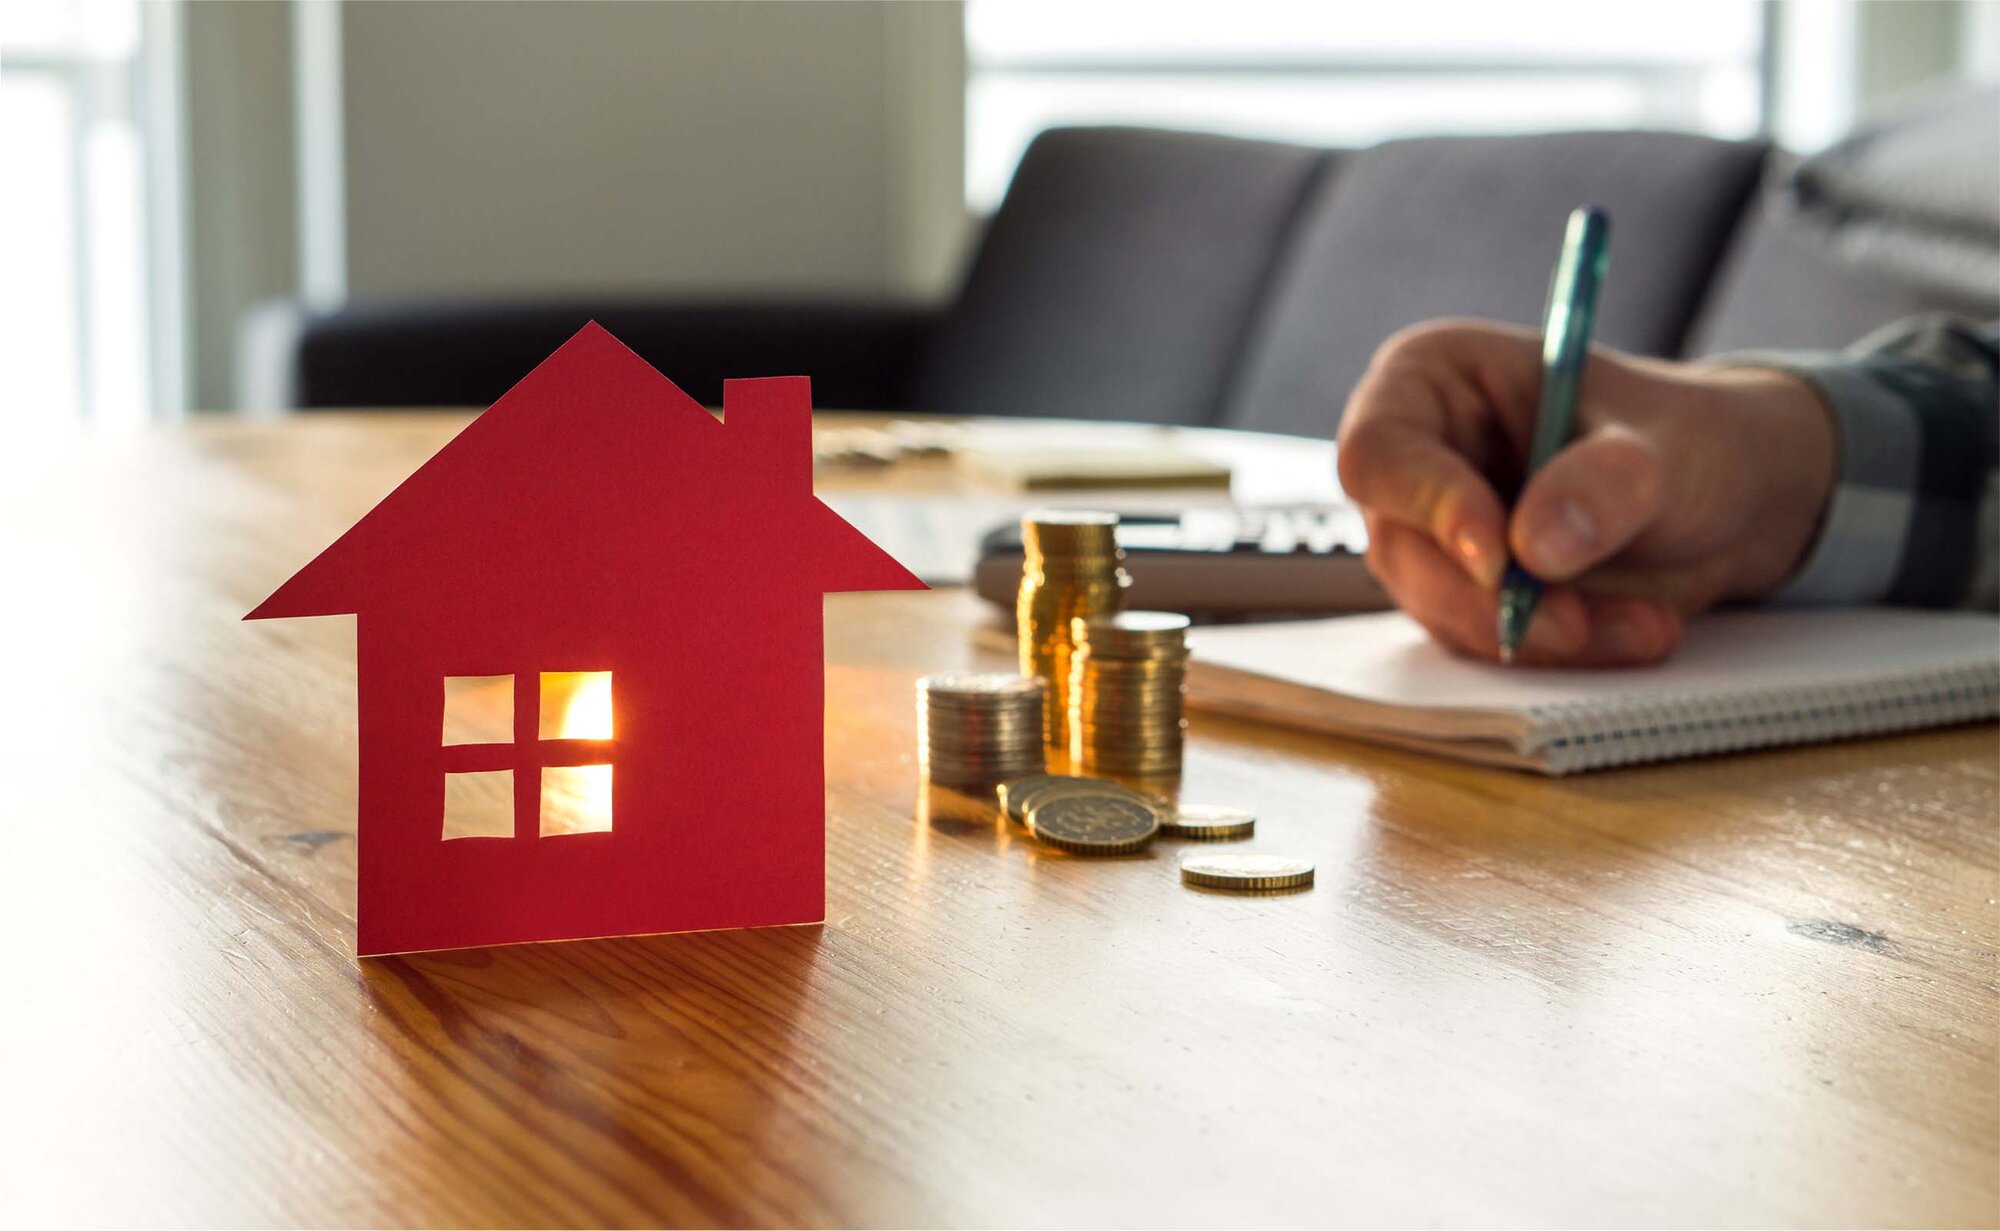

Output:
xmin=238 ymin=298 xmax=943 ymax=412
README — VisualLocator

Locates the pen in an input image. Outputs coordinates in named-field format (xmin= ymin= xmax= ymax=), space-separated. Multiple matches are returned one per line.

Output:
xmin=1497 ymin=204 xmax=1611 ymax=664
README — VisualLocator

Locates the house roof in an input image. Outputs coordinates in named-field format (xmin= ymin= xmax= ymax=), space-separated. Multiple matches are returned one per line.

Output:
xmin=246 ymin=322 xmax=923 ymax=620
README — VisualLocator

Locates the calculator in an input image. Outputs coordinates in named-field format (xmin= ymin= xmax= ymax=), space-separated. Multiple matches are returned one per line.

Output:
xmin=972 ymin=505 xmax=1389 ymax=617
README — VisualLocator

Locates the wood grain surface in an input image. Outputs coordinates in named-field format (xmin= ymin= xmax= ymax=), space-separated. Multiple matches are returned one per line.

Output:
xmin=1 ymin=413 xmax=1994 ymax=1227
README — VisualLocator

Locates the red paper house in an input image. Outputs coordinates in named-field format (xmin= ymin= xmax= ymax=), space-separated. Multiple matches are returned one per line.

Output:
xmin=247 ymin=323 xmax=923 ymax=955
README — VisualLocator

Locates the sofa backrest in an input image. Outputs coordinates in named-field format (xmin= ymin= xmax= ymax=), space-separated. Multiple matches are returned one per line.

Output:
xmin=1219 ymin=131 xmax=1770 ymax=438
xmin=910 ymin=127 xmax=1328 ymax=425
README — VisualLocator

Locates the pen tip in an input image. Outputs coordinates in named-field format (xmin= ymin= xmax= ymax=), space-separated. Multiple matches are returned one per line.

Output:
xmin=1498 ymin=643 xmax=1515 ymax=666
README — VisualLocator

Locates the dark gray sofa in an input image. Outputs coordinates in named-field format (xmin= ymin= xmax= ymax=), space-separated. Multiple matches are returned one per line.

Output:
xmin=243 ymin=90 xmax=1997 ymax=437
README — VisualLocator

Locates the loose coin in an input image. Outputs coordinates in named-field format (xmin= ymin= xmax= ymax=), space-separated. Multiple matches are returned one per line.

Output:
xmin=1000 ymin=774 xmax=1154 ymax=824
xmin=1179 ymin=852 xmax=1313 ymax=892
xmin=1000 ymin=773 xmax=1111 ymax=822
xmin=996 ymin=773 xmax=1064 ymax=821
xmin=1160 ymin=804 xmax=1255 ymax=840
xmin=1027 ymin=793 xmax=1160 ymax=855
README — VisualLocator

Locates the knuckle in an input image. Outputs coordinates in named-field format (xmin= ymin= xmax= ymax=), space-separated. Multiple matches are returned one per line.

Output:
xmin=1335 ymin=423 xmax=1382 ymax=490
xmin=1534 ymin=437 xmax=1663 ymax=541
xmin=1362 ymin=525 xmax=1401 ymax=581
xmin=1378 ymin=319 xmax=1462 ymax=363
xmin=1372 ymin=318 xmax=1494 ymax=373
xmin=1363 ymin=550 xmax=1395 ymax=590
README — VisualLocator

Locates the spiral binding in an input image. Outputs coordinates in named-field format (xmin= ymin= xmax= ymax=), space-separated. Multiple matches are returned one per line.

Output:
xmin=1527 ymin=663 xmax=2000 ymax=774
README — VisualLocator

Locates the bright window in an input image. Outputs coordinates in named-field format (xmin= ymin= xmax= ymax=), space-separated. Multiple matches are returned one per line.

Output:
xmin=439 ymin=671 xmax=614 ymax=839
xmin=539 ymin=671 xmax=613 ymax=740
xmin=443 ymin=769 xmax=515 ymax=841
xmin=442 ymin=674 xmax=514 ymax=745
xmin=540 ymin=765 xmax=614 ymax=837
xmin=965 ymin=0 xmax=1766 ymax=209
xmin=2 ymin=0 xmax=156 ymax=440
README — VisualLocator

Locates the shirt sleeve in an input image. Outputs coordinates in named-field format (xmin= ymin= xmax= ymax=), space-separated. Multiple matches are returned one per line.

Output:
xmin=1726 ymin=315 xmax=1998 ymax=610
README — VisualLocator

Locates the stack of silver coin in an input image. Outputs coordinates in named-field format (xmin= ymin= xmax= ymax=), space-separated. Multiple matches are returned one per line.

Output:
xmin=916 ymin=672 xmax=1047 ymax=788
xmin=1068 ymin=611 xmax=1191 ymax=778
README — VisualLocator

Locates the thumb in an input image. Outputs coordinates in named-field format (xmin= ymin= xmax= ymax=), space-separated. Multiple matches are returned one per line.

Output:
xmin=1509 ymin=425 xmax=1664 ymax=581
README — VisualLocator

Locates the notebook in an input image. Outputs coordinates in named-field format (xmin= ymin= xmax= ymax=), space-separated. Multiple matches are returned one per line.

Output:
xmin=1184 ymin=609 xmax=2000 ymax=774
xmin=960 ymin=446 xmax=1233 ymax=490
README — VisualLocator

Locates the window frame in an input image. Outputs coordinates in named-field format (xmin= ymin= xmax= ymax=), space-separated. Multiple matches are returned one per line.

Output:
xmin=961 ymin=0 xmax=1772 ymax=211
xmin=440 ymin=670 xmax=615 ymax=840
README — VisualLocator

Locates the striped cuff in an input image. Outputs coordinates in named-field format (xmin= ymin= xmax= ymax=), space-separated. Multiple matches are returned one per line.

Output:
xmin=1724 ymin=317 xmax=1997 ymax=610
xmin=1766 ymin=356 xmax=1921 ymax=606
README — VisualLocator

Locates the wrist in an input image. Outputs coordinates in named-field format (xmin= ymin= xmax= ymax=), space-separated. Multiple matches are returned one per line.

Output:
xmin=1708 ymin=367 xmax=1838 ymax=599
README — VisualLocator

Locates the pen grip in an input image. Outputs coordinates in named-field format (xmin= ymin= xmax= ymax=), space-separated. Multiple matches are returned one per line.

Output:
xmin=1525 ymin=206 xmax=1609 ymax=475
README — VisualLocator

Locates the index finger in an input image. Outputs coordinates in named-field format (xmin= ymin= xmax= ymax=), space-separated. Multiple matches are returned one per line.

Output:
xmin=1338 ymin=417 xmax=1509 ymax=590
xmin=1336 ymin=323 xmax=1543 ymax=590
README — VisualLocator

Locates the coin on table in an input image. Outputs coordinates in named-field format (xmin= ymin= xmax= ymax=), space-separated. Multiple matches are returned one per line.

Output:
xmin=1178 ymin=852 xmax=1313 ymax=891
xmin=1000 ymin=774 xmax=1145 ymax=824
xmin=1027 ymin=793 xmax=1160 ymax=855
xmin=1160 ymin=804 xmax=1255 ymax=840
xmin=998 ymin=773 xmax=1076 ymax=822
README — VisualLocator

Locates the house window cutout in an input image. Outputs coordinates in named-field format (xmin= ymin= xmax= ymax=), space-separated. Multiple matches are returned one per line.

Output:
xmin=443 ymin=770 xmax=515 ymax=839
xmin=439 ymin=671 xmax=614 ymax=841
xmin=540 ymin=671 xmax=612 ymax=740
xmin=541 ymin=764 xmax=613 ymax=836
xmin=443 ymin=674 xmax=514 ymax=745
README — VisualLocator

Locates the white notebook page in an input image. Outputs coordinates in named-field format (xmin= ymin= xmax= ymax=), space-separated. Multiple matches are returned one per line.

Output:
xmin=1188 ymin=609 xmax=2000 ymax=714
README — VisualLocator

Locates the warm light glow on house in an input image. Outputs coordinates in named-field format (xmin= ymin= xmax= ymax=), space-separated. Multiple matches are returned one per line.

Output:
xmin=541 ymin=671 xmax=613 ymax=740
xmin=540 ymin=764 xmax=613 ymax=836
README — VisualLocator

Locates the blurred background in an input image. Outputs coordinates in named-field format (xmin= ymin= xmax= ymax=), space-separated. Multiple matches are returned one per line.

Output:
xmin=5 ymin=0 xmax=1997 ymax=445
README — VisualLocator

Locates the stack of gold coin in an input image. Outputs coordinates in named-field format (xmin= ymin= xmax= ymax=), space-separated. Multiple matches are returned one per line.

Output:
xmin=916 ymin=673 xmax=1047 ymax=788
xmin=1067 ymin=611 xmax=1191 ymax=777
xmin=1017 ymin=510 xmax=1129 ymax=747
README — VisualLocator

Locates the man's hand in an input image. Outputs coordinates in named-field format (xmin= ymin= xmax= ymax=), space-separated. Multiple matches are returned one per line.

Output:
xmin=1335 ymin=320 xmax=1838 ymax=666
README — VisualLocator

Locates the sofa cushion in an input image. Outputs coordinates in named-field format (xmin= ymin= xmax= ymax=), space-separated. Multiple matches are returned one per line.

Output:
xmin=1220 ymin=130 xmax=1770 ymax=438
xmin=1688 ymin=89 xmax=2000 ymax=356
xmin=1682 ymin=201 xmax=1993 ymax=356
xmin=910 ymin=127 xmax=1328 ymax=424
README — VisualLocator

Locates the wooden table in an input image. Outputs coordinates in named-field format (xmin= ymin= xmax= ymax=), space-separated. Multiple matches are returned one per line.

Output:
xmin=3 ymin=413 xmax=1995 ymax=1227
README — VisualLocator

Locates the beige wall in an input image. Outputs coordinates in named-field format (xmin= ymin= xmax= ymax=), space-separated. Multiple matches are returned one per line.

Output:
xmin=1858 ymin=0 xmax=1974 ymax=111
xmin=181 ymin=0 xmax=297 ymax=411
xmin=335 ymin=0 xmax=964 ymax=301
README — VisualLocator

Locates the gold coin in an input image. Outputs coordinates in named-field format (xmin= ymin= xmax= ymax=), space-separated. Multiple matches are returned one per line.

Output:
xmin=1160 ymin=804 xmax=1255 ymax=840
xmin=1072 ymin=611 xmax=1191 ymax=653
xmin=1027 ymin=793 xmax=1159 ymax=855
xmin=1000 ymin=774 xmax=1152 ymax=824
xmin=1023 ymin=509 xmax=1118 ymax=531
xmin=1082 ymin=611 xmax=1190 ymax=634
xmin=1179 ymin=852 xmax=1313 ymax=891
xmin=996 ymin=773 xmax=1065 ymax=821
